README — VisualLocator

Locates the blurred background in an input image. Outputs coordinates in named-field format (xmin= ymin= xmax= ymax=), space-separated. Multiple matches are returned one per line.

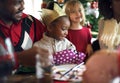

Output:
xmin=23 ymin=0 xmax=100 ymax=38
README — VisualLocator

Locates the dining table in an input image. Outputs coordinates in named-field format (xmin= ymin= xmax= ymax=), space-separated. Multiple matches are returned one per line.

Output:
xmin=6 ymin=63 xmax=85 ymax=83
xmin=6 ymin=74 xmax=71 ymax=83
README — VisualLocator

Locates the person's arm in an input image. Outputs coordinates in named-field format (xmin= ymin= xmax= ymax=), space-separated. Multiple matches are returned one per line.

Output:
xmin=86 ymin=44 xmax=93 ymax=56
xmin=86 ymin=27 xmax=93 ymax=56
xmin=16 ymin=46 xmax=50 ymax=67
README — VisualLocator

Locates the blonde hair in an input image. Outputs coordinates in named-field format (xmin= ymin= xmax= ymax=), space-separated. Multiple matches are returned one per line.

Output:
xmin=63 ymin=0 xmax=86 ymax=26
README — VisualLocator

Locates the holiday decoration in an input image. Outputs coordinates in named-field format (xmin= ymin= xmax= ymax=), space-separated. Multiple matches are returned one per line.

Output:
xmin=85 ymin=1 xmax=99 ymax=18
xmin=41 ymin=0 xmax=100 ymax=38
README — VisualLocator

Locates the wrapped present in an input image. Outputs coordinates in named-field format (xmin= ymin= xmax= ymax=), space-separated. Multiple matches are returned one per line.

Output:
xmin=53 ymin=49 xmax=86 ymax=65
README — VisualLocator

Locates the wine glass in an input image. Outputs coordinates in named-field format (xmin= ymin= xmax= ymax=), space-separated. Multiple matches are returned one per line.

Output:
xmin=0 ymin=38 xmax=15 ymax=82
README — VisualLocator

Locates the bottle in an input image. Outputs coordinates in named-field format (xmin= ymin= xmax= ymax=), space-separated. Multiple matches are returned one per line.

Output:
xmin=36 ymin=54 xmax=53 ymax=83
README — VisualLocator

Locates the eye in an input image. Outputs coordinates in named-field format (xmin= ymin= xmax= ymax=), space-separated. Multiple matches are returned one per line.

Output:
xmin=62 ymin=27 xmax=68 ymax=31
xmin=15 ymin=0 xmax=23 ymax=5
xmin=70 ymin=10 xmax=76 ymax=13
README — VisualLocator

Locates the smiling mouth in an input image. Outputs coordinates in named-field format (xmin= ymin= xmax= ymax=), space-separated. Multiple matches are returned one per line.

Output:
xmin=76 ymin=17 xmax=81 ymax=19
xmin=16 ymin=10 xmax=23 ymax=16
xmin=17 ymin=12 xmax=23 ymax=16
xmin=15 ymin=12 xmax=23 ymax=19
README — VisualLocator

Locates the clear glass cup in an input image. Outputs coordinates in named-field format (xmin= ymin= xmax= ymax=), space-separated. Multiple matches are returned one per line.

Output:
xmin=36 ymin=54 xmax=53 ymax=83
xmin=0 ymin=38 xmax=15 ymax=82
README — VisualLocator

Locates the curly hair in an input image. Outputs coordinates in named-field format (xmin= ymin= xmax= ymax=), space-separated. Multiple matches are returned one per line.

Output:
xmin=46 ymin=1 xmax=59 ymax=10
xmin=98 ymin=0 xmax=113 ymax=19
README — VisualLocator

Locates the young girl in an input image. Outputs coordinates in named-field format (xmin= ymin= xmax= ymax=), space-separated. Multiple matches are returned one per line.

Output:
xmin=63 ymin=0 xmax=93 ymax=61
xmin=34 ymin=3 xmax=86 ymax=65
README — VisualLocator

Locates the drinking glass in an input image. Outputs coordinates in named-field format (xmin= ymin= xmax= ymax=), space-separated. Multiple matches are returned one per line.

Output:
xmin=0 ymin=38 xmax=15 ymax=82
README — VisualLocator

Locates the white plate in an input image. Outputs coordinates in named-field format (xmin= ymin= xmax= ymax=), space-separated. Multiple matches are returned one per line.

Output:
xmin=52 ymin=64 xmax=77 ymax=74
xmin=52 ymin=63 xmax=86 ymax=82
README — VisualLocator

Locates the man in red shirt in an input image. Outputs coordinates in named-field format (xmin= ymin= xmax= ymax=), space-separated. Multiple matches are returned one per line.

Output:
xmin=0 ymin=0 xmax=48 ymax=74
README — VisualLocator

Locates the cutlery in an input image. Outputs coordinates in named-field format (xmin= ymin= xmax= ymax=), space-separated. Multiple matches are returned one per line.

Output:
xmin=60 ymin=62 xmax=84 ymax=78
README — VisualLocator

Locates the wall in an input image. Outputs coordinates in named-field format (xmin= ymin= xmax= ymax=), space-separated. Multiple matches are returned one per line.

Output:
xmin=23 ymin=0 xmax=42 ymax=20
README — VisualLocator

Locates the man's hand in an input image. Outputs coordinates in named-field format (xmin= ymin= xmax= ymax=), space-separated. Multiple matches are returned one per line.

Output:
xmin=17 ymin=46 xmax=51 ymax=67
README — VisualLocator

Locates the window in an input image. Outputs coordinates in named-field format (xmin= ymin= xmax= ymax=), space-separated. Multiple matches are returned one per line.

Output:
xmin=23 ymin=0 xmax=42 ymax=20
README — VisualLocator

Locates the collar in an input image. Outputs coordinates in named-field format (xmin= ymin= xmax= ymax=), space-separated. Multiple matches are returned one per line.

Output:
xmin=0 ymin=13 xmax=28 ymax=27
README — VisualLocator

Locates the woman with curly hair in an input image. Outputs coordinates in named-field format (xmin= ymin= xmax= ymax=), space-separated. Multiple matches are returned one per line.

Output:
xmin=83 ymin=0 xmax=120 ymax=82
xmin=98 ymin=0 xmax=120 ymax=50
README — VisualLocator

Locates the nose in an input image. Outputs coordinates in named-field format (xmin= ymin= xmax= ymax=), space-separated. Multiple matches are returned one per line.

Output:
xmin=19 ymin=1 xmax=25 ymax=11
xmin=76 ymin=11 xmax=81 ymax=16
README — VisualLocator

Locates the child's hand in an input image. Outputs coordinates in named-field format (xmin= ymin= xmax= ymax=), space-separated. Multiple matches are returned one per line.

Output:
xmin=86 ymin=44 xmax=93 ymax=56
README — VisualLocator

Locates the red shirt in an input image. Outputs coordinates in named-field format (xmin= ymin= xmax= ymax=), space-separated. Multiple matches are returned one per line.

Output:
xmin=0 ymin=13 xmax=46 ymax=49
xmin=66 ymin=27 xmax=92 ymax=54
xmin=0 ymin=13 xmax=46 ymax=68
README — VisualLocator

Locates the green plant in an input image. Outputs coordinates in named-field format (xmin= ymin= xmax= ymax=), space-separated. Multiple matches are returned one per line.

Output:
xmin=79 ymin=0 xmax=100 ymax=38
xmin=86 ymin=14 xmax=101 ymax=38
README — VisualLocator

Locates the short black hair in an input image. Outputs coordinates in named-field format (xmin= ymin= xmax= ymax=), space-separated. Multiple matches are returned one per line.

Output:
xmin=46 ymin=1 xmax=59 ymax=10
xmin=98 ymin=0 xmax=113 ymax=19
xmin=0 ymin=0 xmax=7 ymax=2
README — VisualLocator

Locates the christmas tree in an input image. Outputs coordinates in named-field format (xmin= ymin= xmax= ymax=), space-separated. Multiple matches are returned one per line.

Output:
xmin=43 ymin=0 xmax=100 ymax=38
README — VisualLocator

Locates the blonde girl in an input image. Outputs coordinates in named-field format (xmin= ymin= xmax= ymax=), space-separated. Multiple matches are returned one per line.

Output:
xmin=63 ymin=0 xmax=93 ymax=62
